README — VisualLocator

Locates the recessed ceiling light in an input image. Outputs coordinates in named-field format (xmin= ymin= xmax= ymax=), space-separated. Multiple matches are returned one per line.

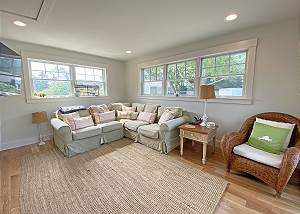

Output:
xmin=125 ymin=50 xmax=132 ymax=54
xmin=225 ymin=14 xmax=238 ymax=22
xmin=13 ymin=20 xmax=27 ymax=27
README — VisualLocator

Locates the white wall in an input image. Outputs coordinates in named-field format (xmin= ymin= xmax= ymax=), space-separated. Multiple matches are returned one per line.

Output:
xmin=125 ymin=18 xmax=300 ymax=139
xmin=0 ymin=39 xmax=126 ymax=150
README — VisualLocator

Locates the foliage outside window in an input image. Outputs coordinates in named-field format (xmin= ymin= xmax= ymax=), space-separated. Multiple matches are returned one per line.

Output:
xmin=142 ymin=65 xmax=163 ymax=96
xmin=167 ymin=60 xmax=196 ymax=96
xmin=28 ymin=59 xmax=107 ymax=98
xmin=74 ymin=66 xmax=106 ymax=97
xmin=201 ymin=51 xmax=247 ymax=97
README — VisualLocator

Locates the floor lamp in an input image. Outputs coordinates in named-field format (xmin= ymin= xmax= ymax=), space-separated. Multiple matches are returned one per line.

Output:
xmin=199 ymin=85 xmax=216 ymax=127
xmin=32 ymin=111 xmax=48 ymax=145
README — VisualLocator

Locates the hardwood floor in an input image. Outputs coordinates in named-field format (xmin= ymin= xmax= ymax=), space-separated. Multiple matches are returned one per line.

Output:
xmin=1 ymin=139 xmax=299 ymax=214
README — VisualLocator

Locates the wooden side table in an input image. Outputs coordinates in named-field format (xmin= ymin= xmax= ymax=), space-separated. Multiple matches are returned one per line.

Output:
xmin=179 ymin=124 xmax=218 ymax=164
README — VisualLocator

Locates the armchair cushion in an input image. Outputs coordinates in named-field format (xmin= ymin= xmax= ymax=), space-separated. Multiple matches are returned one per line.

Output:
xmin=72 ymin=126 xmax=101 ymax=140
xmin=124 ymin=120 xmax=148 ymax=131
xmin=233 ymin=143 xmax=284 ymax=169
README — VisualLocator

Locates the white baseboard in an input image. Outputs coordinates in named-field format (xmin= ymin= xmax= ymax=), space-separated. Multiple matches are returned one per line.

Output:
xmin=0 ymin=133 xmax=53 ymax=151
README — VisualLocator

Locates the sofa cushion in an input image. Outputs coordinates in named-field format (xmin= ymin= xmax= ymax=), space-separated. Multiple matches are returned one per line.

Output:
xmin=138 ymin=124 xmax=160 ymax=139
xmin=59 ymin=105 xmax=86 ymax=114
xmin=60 ymin=112 xmax=80 ymax=130
xmin=158 ymin=110 xmax=175 ymax=125
xmin=144 ymin=104 xmax=159 ymax=113
xmin=124 ymin=120 xmax=148 ymax=131
xmin=73 ymin=116 xmax=94 ymax=130
xmin=137 ymin=112 xmax=156 ymax=124
xmin=92 ymin=111 xmax=116 ymax=124
xmin=88 ymin=104 xmax=109 ymax=114
xmin=117 ymin=111 xmax=139 ymax=120
xmin=97 ymin=121 xmax=123 ymax=133
xmin=233 ymin=143 xmax=284 ymax=169
xmin=108 ymin=103 xmax=127 ymax=111
xmin=122 ymin=106 xmax=136 ymax=112
xmin=132 ymin=103 xmax=145 ymax=112
xmin=72 ymin=126 xmax=101 ymax=140
xmin=157 ymin=106 xmax=183 ymax=120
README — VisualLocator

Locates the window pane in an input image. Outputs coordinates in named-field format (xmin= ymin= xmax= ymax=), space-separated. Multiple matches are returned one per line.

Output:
xmin=76 ymin=74 xmax=85 ymax=81
xmin=143 ymin=68 xmax=150 ymax=81
xmin=230 ymin=64 xmax=245 ymax=74
xmin=167 ymin=64 xmax=176 ymax=80
xmin=157 ymin=66 xmax=163 ymax=80
xmin=75 ymin=67 xmax=85 ymax=74
xmin=0 ymin=75 xmax=21 ymax=95
xmin=45 ymin=71 xmax=58 ymax=80
xmin=167 ymin=79 xmax=195 ymax=96
xmin=150 ymin=67 xmax=156 ymax=81
xmin=201 ymin=76 xmax=244 ymax=97
xmin=58 ymin=72 xmax=70 ymax=80
xmin=31 ymin=70 xmax=45 ymax=79
xmin=216 ymin=55 xmax=229 ymax=66
xmin=202 ymin=57 xmax=215 ymax=68
xmin=230 ymin=52 xmax=247 ymax=64
xmin=12 ymin=59 xmax=22 ymax=76
xmin=202 ymin=67 xmax=215 ymax=77
xmin=86 ymin=75 xmax=94 ymax=81
xmin=86 ymin=68 xmax=94 ymax=76
xmin=45 ymin=63 xmax=58 ymax=72
xmin=216 ymin=66 xmax=229 ymax=75
xmin=75 ymin=81 xmax=104 ymax=96
xmin=176 ymin=62 xmax=185 ymax=79
xmin=30 ymin=61 xmax=45 ymax=71
xmin=32 ymin=80 xmax=72 ymax=97
xmin=143 ymin=81 xmax=162 ymax=96
xmin=186 ymin=60 xmax=196 ymax=79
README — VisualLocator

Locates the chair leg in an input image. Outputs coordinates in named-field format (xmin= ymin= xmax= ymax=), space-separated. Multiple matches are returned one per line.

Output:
xmin=226 ymin=164 xmax=231 ymax=173
xmin=275 ymin=192 xmax=282 ymax=198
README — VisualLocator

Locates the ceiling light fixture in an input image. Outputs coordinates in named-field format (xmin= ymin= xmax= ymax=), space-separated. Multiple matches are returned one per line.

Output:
xmin=125 ymin=50 xmax=132 ymax=54
xmin=225 ymin=14 xmax=238 ymax=22
xmin=13 ymin=20 xmax=27 ymax=27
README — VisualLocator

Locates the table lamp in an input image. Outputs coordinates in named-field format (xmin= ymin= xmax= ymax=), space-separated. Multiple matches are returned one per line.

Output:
xmin=32 ymin=111 xmax=48 ymax=145
xmin=199 ymin=85 xmax=216 ymax=127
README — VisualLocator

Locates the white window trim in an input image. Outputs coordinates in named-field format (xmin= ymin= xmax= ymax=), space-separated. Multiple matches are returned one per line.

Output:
xmin=21 ymin=50 xmax=109 ymax=103
xmin=137 ymin=39 xmax=257 ymax=104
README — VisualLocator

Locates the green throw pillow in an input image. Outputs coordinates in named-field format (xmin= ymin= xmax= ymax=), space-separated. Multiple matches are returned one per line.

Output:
xmin=247 ymin=122 xmax=290 ymax=154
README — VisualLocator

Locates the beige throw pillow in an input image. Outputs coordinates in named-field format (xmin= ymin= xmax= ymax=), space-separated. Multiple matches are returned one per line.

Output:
xmin=122 ymin=106 xmax=136 ymax=112
xmin=60 ymin=112 xmax=80 ymax=130
xmin=93 ymin=110 xmax=115 ymax=124
xmin=117 ymin=110 xmax=139 ymax=120
xmin=158 ymin=110 xmax=175 ymax=125
xmin=137 ymin=112 xmax=156 ymax=124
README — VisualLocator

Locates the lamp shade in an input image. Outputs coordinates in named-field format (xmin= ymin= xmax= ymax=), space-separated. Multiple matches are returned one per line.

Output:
xmin=199 ymin=85 xmax=216 ymax=99
xmin=32 ymin=111 xmax=48 ymax=124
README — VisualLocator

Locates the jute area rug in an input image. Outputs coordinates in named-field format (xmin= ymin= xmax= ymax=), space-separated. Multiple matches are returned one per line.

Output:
xmin=20 ymin=139 xmax=227 ymax=214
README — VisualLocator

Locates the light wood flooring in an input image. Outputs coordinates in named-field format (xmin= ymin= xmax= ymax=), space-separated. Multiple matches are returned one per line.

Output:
xmin=1 ymin=139 xmax=299 ymax=214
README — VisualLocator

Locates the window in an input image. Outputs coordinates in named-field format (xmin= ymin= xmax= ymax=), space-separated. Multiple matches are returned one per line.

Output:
xmin=141 ymin=65 xmax=163 ymax=96
xmin=74 ymin=66 xmax=106 ymax=96
xmin=166 ymin=60 xmax=196 ymax=96
xmin=28 ymin=59 xmax=107 ymax=99
xmin=30 ymin=61 xmax=72 ymax=97
xmin=201 ymin=51 xmax=247 ymax=97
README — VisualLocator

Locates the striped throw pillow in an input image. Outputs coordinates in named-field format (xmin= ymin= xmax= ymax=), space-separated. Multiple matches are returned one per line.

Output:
xmin=158 ymin=110 xmax=175 ymax=125
xmin=60 ymin=112 xmax=80 ymax=130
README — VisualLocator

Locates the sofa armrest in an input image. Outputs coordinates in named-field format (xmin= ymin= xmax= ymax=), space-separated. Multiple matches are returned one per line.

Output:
xmin=159 ymin=116 xmax=188 ymax=132
xmin=50 ymin=118 xmax=72 ymax=143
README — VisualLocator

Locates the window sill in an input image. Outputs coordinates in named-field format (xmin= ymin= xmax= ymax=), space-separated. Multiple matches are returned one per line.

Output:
xmin=26 ymin=96 xmax=109 ymax=104
xmin=138 ymin=96 xmax=252 ymax=105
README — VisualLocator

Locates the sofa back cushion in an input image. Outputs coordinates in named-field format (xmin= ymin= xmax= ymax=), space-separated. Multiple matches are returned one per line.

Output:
xmin=60 ymin=112 xmax=80 ymax=130
xmin=132 ymin=103 xmax=145 ymax=112
xmin=88 ymin=104 xmax=109 ymax=114
xmin=137 ymin=112 xmax=156 ymax=124
xmin=108 ymin=103 xmax=129 ymax=111
xmin=73 ymin=116 xmax=94 ymax=130
xmin=117 ymin=111 xmax=139 ymax=120
xmin=144 ymin=104 xmax=159 ymax=113
xmin=93 ymin=110 xmax=116 ymax=124
xmin=122 ymin=106 xmax=136 ymax=112
xmin=157 ymin=106 xmax=183 ymax=122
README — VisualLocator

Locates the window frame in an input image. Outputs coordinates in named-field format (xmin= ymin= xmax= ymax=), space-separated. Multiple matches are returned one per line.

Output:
xmin=138 ymin=39 xmax=257 ymax=104
xmin=141 ymin=65 xmax=164 ymax=96
xmin=22 ymin=51 xmax=109 ymax=103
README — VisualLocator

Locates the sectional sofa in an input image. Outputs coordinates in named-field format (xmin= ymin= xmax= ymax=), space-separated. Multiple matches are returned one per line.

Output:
xmin=50 ymin=102 xmax=188 ymax=157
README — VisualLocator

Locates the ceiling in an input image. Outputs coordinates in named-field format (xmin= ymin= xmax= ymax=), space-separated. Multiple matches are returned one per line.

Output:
xmin=0 ymin=0 xmax=299 ymax=61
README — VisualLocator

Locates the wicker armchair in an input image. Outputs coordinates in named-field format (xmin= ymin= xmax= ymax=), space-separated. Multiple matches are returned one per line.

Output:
xmin=221 ymin=112 xmax=300 ymax=196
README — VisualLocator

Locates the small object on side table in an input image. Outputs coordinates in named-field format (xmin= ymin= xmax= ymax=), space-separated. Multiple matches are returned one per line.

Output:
xmin=179 ymin=123 xmax=218 ymax=164
xmin=199 ymin=85 xmax=216 ymax=127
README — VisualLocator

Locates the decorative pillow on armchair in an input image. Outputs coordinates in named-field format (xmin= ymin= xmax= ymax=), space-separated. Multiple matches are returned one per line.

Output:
xmin=137 ymin=112 xmax=156 ymax=124
xmin=247 ymin=122 xmax=290 ymax=154
xmin=93 ymin=110 xmax=116 ymax=124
